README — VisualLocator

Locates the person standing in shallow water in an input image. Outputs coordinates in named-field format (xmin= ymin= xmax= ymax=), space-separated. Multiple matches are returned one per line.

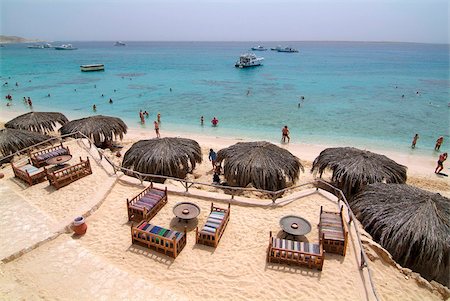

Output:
xmin=200 ymin=116 xmax=204 ymax=126
xmin=281 ymin=125 xmax=290 ymax=143
xmin=435 ymin=136 xmax=444 ymax=151
xmin=411 ymin=134 xmax=419 ymax=149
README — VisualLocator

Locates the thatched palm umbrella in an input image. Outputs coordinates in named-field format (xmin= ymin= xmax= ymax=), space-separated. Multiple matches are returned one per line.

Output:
xmin=216 ymin=141 xmax=303 ymax=191
xmin=5 ymin=112 xmax=68 ymax=134
xmin=0 ymin=128 xmax=50 ymax=157
xmin=59 ymin=115 xmax=127 ymax=146
xmin=352 ymin=183 xmax=449 ymax=286
xmin=122 ymin=137 xmax=202 ymax=181
xmin=311 ymin=147 xmax=407 ymax=198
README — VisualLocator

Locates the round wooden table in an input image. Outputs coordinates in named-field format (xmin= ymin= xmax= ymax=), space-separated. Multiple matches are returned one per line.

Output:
xmin=173 ymin=202 xmax=201 ymax=222
xmin=279 ymin=215 xmax=312 ymax=237
xmin=46 ymin=154 xmax=73 ymax=166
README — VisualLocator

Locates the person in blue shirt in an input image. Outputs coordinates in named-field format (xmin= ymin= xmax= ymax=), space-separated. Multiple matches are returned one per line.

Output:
xmin=208 ymin=149 xmax=217 ymax=169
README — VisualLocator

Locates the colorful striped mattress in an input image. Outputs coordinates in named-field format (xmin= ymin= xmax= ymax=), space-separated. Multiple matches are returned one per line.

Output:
xmin=271 ymin=238 xmax=321 ymax=256
xmin=134 ymin=221 xmax=184 ymax=242
xmin=130 ymin=189 xmax=165 ymax=211
xmin=320 ymin=212 xmax=344 ymax=241
xmin=200 ymin=210 xmax=226 ymax=235
xmin=35 ymin=148 xmax=69 ymax=161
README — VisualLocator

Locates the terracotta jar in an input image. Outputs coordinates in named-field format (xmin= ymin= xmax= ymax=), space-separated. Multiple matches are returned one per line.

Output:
xmin=72 ymin=216 xmax=87 ymax=235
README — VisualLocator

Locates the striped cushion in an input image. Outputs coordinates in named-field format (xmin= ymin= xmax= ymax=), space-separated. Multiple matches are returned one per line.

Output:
xmin=135 ymin=222 xmax=184 ymax=242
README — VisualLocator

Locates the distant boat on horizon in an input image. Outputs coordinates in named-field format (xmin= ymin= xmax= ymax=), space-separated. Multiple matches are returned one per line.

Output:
xmin=277 ymin=47 xmax=299 ymax=53
xmin=251 ymin=45 xmax=267 ymax=51
xmin=114 ymin=41 xmax=126 ymax=46
xmin=55 ymin=44 xmax=77 ymax=50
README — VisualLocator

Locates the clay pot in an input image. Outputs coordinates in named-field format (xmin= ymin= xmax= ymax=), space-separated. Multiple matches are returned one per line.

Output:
xmin=0 ymin=173 xmax=4 ymax=179
xmin=72 ymin=216 xmax=87 ymax=235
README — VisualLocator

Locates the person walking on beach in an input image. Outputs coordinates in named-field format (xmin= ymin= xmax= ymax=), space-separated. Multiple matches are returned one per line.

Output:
xmin=208 ymin=149 xmax=217 ymax=169
xmin=154 ymin=121 xmax=160 ymax=138
xmin=282 ymin=125 xmax=290 ymax=143
xmin=411 ymin=134 xmax=419 ymax=149
xmin=435 ymin=136 xmax=444 ymax=151
xmin=435 ymin=152 xmax=447 ymax=174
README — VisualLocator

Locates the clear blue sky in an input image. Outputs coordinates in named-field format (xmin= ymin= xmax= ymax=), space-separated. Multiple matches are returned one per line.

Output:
xmin=1 ymin=0 xmax=448 ymax=43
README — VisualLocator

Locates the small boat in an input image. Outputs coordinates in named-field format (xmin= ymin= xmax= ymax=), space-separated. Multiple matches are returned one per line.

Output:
xmin=55 ymin=44 xmax=77 ymax=50
xmin=270 ymin=45 xmax=282 ymax=51
xmin=114 ymin=41 xmax=126 ymax=46
xmin=235 ymin=53 xmax=264 ymax=68
xmin=277 ymin=47 xmax=299 ymax=53
xmin=80 ymin=64 xmax=105 ymax=72
xmin=43 ymin=43 xmax=52 ymax=48
xmin=27 ymin=44 xmax=44 ymax=49
xmin=251 ymin=45 xmax=267 ymax=51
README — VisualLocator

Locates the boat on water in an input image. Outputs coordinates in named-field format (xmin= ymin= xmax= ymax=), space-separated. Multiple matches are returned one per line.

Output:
xmin=114 ymin=41 xmax=126 ymax=46
xmin=251 ymin=45 xmax=267 ymax=51
xmin=277 ymin=47 xmax=299 ymax=53
xmin=55 ymin=44 xmax=77 ymax=50
xmin=27 ymin=44 xmax=44 ymax=49
xmin=270 ymin=45 xmax=282 ymax=51
xmin=235 ymin=53 xmax=264 ymax=68
xmin=28 ymin=43 xmax=52 ymax=49
xmin=80 ymin=64 xmax=105 ymax=72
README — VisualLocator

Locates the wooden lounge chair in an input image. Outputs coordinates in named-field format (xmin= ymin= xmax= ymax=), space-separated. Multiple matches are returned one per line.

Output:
xmin=319 ymin=206 xmax=348 ymax=256
xmin=196 ymin=203 xmax=230 ymax=247
xmin=131 ymin=221 xmax=187 ymax=258
xmin=267 ymin=231 xmax=324 ymax=270
xmin=126 ymin=183 xmax=168 ymax=222
xmin=46 ymin=157 xmax=92 ymax=189
xmin=12 ymin=159 xmax=47 ymax=186
xmin=29 ymin=142 xmax=70 ymax=167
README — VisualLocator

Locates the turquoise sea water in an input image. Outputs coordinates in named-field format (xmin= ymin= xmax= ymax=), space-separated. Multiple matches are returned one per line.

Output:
xmin=1 ymin=41 xmax=449 ymax=154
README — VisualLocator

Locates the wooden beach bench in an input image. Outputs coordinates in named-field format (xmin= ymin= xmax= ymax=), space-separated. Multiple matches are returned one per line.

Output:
xmin=267 ymin=231 xmax=324 ymax=270
xmin=319 ymin=206 xmax=348 ymax=256
xmin=47 ymin=157 xmax=92 ymax=189
xmin=196 ymin=203 xmax=230 ymax=247
xmin=29 ymin=142 xmax=70 ymax=167
xmin=12 ymin=159 xmax=47 ymax=186
xmin=131 ymin=221 xmax=187 ymax=258
xmin=126 ymin=183 xmax=168 ymax=222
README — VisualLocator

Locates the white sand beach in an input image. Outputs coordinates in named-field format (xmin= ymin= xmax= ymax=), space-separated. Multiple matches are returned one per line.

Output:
xmin=0 ymin=112 xmax=449 ymax=301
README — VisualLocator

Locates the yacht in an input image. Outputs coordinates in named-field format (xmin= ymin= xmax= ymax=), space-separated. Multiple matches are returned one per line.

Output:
xmin=251 ymin=45 xmax=267 ymax=51
xmin=80 ymin=64 xmax=105 ymax=72
xmin=114 ymin=41 xmax=126 ymax=46
xmin=55 ymin=44 xmax=77 ymax=50
xmin=235 ymin=53 xmax=264 ymax=68
xmin=277 ymin=47 xmax=299 ymax=53
xmin=43 ymin=43 xmax=52 ymax=48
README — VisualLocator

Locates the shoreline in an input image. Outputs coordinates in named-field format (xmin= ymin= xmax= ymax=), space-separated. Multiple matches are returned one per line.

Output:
xmin=1 ymin=108 xmax=447 ymax=184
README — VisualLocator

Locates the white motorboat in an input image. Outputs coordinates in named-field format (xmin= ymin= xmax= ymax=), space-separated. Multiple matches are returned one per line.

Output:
xmin=80 ymin=64 xmax=105 ymax=72
xmin=235 ymin=53 xmax=264 ymax=68
xmin=43 ymin=43 xmax=52 ymax=48
xmin=277 ymin=47 xmax=299 ymax=53
xmin=55 ymin=44 xmax=77 ymax=50
xmin=27 ymin=44 xmax=44 ymax=49
xmin=114 ymin=41 xmax=126 ymax=46
xmin=251 ymin=45 xmax=267 ymax=51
